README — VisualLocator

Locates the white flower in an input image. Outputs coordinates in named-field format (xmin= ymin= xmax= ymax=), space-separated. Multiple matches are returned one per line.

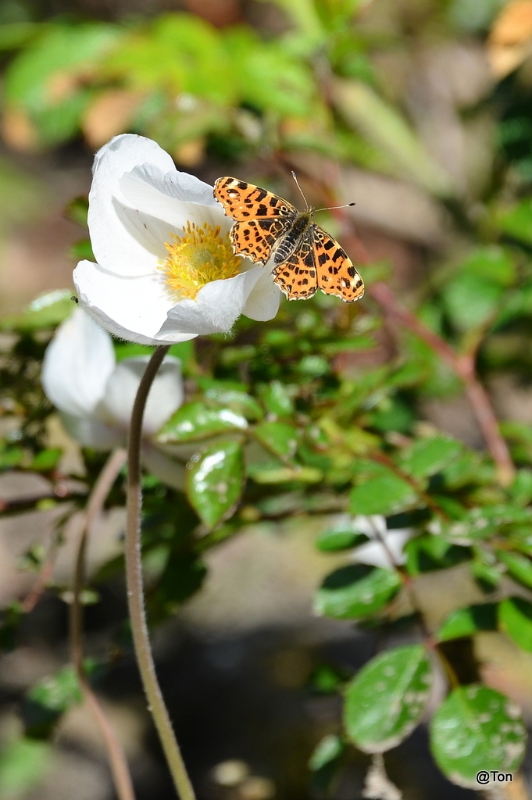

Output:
xmin=73 ymin=134 xmax=281 ymax=345
xmin=41 ymin=308 xmax=185 ymax=488
xmin=351 ymin=515 xmax=413 ymax=569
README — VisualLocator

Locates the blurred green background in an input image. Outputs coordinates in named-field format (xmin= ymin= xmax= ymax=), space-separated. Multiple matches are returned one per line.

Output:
xmin=2 ymin=0 xmax=532 ymax=798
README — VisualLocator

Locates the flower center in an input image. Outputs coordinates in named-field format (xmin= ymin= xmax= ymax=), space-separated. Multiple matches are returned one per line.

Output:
xmin=161 ymin=221 xmax=242 ymax=300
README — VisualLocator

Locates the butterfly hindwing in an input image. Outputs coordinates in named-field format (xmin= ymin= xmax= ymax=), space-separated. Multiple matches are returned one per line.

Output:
xmin=272 ymin=228 xmax=318 ymax=300
xmin=314 ymin=226 xmax=365 ymax=302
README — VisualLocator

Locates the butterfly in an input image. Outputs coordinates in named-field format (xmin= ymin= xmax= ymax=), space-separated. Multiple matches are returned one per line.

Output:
xmin=213 ymin=175 xmax=364 ymax=302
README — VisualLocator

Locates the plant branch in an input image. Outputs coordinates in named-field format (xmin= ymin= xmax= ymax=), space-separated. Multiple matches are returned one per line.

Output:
xmin=70 ymin=447 xmax=134 ymax=800
xmin=126 ymin=345 xmax=196 ymax=800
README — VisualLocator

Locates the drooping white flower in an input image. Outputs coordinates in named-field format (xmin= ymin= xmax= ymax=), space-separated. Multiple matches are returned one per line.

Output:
xmin=41 ymin=308 xmax=185 ymax=488
xmin=73 ymin=134 xmax=281 ymax=345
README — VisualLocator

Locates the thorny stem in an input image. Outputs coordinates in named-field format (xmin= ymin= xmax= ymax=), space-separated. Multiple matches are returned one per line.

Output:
xmin=343 ymin=225 xmax=515 ymax=487
xmin=70 ymin=447 xmax=134 ymax=800
xmin=126 ymin=345 xmax=196 ymax=800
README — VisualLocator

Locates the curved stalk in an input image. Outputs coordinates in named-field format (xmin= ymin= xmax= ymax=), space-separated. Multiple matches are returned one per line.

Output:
xmin=70 ymin=447 xmax=135 ymax=800
xmin=125 ymin=345 xmax=196 ymax=800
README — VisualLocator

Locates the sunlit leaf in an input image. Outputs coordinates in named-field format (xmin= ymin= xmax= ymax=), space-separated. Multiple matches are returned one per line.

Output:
xmin=499 ymin=596 xmax=532 ymax=652
xmin=158 ymin=402 xmax=247 ymax=443
xmin=186 ymin=439 xmax=245 ymax=528
xmin=430 ymin=685 xmax=526 ymax=788
xmin=314 ymin=564 xmax=401 ymax=619
xmin=344 ymin=644 xmax=432 ymax=752
xmin=437 ymin=603 xmax=498 ymax=642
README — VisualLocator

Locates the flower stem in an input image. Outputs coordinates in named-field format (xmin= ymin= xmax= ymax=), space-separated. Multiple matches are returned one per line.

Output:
xmin=70 ymin=447 xmax=134 ymax=800
xmin=125 ymin=345 xmax=196 ymax=800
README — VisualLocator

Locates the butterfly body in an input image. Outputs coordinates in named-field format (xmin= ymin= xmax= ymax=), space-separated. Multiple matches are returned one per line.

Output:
xmin=213 ymin=176 xmax=364 ymax=302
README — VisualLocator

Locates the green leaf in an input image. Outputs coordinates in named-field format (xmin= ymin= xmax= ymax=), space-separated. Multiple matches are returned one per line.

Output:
xmin=430 ymin=685 xmax=526 ymax=788
xmin=497 ymin=551 xmax=532 ymax=589
xmin=309 ymin=734 xmax=344 ymax=771
xmin=316 ymin=524 xmax=369 ymax=552
xmin=405 ymin=533 xmax=470 ymax=576
xmin=499 ymin=597 xmax=532 ymax=652
xmin=314 ymin=564 xmax=401 ymax=620
xmin=253 ymin=421 xmax=299 ymax=460
xmin=186 ymin=439 xmax=245 ymax=528
xmin=258 ymin=380 xmax=295 ymax=417
xmin=0 ymin=738 xmax=49 ymax=797
xmin=23 ymin=664 xmax=84 ymax=736
xmin=203 ymin=386 xmax=263 ymax=421
xmin=157 ymin=402 xmax=247 ymax=443
xmin=248 ymin=465 xmax=323 ymax=484
xmin=498 ymin=198 xmax=532 ymax=245
xmin=350 ymin=472 xmax=417 ymax=516
xmin=1 ymin=290 xmax=74 ymax=331
xmin=29 ymin=448 xmax=62 ymax=472
xmin=443 ymin=273 xmax=503 ymax=332
xmin=437 ymin=603 xmax=498 ymax=642
xmin=399 ymin=436 xmax=463 ymax=479
xmin=344 ymin=644 xmax=432 ymax=752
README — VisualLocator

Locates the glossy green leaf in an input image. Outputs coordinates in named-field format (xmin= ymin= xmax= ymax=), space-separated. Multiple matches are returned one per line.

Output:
xmin=186 ymin=439 xmax=245 ymax=528
xmin=497 ymin=551 xmax=532 ymax=589
xmin=400 ymin=436 xmax=463 ymax=479
xmin=316 ymin=524 xmax=369 ymax=552
xmin=437 ymin=603 xmax=497 ymax=642
xmin=344 ymin=644 xmax=432 ymax=752
xmin=430 ymin=685 xmax=526 ymax=788
xmin=204 ymin=387 xmax=263 ymax=421
xmin=253 ymin=421 xmax=299 ymax=460
xmin=499 ymin=597 xmax=532 ymax=652
xmin=314 ymin=565 xmax=401 ymax=620
xmin=258 ymin=380 xmax=295 ymax=417
xmin=157 ymin=401 xmax=247 ymax=443
xmin=350 ymin=472 xmax=417 ymax=516
xmin=405 ymin=533 xmax=470 ymax=576
xmin=248 ymin=465 xmax=322 ymax=484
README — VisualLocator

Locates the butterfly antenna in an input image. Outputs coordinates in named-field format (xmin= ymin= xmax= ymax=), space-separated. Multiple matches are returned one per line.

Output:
xmin=314 ymin=202 xmax=356 ymax=213
xmin=291 ymin=171 xmax=309 ymax=210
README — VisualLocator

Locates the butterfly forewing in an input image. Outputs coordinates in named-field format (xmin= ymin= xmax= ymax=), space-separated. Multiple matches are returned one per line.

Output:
xmin=214 ymin=176 xmax=365 ymax=303
xmin=230 ymin=218 xmax=290 ymax=264
xmin=214 ymin=177 xmax=296 ymax=221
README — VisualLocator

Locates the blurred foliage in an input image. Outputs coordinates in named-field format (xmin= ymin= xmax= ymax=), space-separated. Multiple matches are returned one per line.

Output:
xmin=3 ymin=0 xmax=532 ymax=796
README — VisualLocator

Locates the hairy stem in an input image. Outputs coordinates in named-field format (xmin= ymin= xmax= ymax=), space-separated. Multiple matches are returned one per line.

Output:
xmin=70 ymin=447 xmax=134 ymax=800
xmin=126 ymin=345 xmax=196 ymax=800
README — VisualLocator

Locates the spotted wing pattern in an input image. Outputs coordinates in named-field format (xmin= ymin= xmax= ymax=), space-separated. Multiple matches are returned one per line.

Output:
xmin=214 ymin=177 xmax=297 ymax=221
xmin=313 ymin=226 xmax=365 ymax=302
xmin=272 ymin=230 xmax=318 ymax=300
xmin=230 ymin=218 xmax=289 ymax=264
xmin=214 ymin=176 xmax=365 ymax=302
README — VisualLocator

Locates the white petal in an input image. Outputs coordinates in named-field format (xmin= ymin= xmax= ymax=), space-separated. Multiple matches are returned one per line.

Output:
xmin=243 ymin=266 xmax=282 ymax=321
xmin=157 ymin=268 xmax=264 ymax=337
xmin=352 ymin=515 xmax=388 ymax=539
xmin=89 ymin=134 xmax=180 ymax=277
xmin=141 ymin=442 xmax=185 ymax=490
xmin=99 ymin=356 xmax=183 ymax=435
xmin=351 ymin=529 xmax=413 ymax=569
xmin=74 ymin=260 xmax=196 ymax=345
xmin=41 ymin=308 xmax=115 ymax=417
xmin=120 ymin=163 xmax=216 ymax=229
xmin=59 ymin=412 xmax=124 ymax=450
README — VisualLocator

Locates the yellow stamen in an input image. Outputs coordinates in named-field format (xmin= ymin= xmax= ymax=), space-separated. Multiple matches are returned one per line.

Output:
xmin=161 ymin=221 xmax=242 ymax=300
